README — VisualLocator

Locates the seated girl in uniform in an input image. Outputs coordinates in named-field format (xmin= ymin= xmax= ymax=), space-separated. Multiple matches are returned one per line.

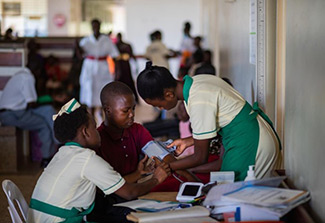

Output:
xmin=27 ymin=98 xmax=170 ymax=223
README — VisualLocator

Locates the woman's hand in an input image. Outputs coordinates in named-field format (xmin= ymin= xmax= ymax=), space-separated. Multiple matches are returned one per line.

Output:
xmin=167 ymin=136 xmax=194 ymax=156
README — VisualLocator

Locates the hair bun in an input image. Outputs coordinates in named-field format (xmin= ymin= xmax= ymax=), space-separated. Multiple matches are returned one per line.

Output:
xmin=145 ymin=61 xmax=153 ymax=70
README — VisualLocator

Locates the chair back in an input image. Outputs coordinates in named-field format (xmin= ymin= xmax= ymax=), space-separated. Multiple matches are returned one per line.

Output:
xmin=2 ymin=180 xmax=29 ymax=223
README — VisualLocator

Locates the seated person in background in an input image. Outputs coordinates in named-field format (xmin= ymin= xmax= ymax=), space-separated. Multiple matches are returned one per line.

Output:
xmin=194 ymin=50 xmax=216 ymax=76
xmin=45 ymin=55 xmax=66 ymax=83
xmin=187 ymin=48 xmax=204 ymax=77
xmin=95 ymin=81 xmax=199 ymax=192
xmin=0 ymin=68 xmax=57 ymax=167
xmin=28 ymin=99 xmax=170 ymax=223
xmin=4 ymin=28 xmax=14 ymax=40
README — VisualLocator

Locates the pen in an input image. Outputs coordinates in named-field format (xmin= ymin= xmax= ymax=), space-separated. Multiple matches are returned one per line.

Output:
xmin=188 ymin=195 xmax=206 ymax=203
xmin=194 ymin=195 xmax=206 ymax=201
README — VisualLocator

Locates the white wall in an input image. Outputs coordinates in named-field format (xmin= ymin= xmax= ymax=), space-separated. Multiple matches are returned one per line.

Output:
xmin=215 ymin=0 xmax=256 ymax=104
xmin=125 ymin=0 xmax=202 ymax=76
xmin=285 ymin=0 xmax=325 ymax=221
xmin=47 ymin=0 xmax=70 ymax=36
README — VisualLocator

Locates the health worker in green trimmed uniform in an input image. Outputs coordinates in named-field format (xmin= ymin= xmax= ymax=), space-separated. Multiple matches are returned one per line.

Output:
xmin=137 ymin=61 xmax=282 ymax=181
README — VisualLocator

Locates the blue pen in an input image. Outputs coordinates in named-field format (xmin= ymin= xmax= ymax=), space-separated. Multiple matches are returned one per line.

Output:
xmin=234 ymin=207 xmax=241 ymax=222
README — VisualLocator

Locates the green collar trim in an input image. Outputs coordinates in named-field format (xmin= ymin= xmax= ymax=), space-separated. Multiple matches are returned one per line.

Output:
xmin=183 ymin=75 xmax=193 ymax=104
xmin=67 ymin=99 xmax=78 ymax=113
xmin=193 ymin=128 xmax=217 ymax=136
xmin=65 ymin=142 xmax=83 ymax=148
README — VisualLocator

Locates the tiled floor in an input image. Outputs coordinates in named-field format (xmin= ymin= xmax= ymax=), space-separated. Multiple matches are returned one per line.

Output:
xmin=0 ymin=99 xmax=159 ymax=222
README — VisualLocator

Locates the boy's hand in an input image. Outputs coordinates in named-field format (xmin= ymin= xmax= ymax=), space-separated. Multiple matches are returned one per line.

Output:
xmin=137 ymin=155 xmax=155 ymax=175
xmin=167 ymin=136 xmax=194 ymax=156
xmin=152 ymin=157 xmax=171 ymax=184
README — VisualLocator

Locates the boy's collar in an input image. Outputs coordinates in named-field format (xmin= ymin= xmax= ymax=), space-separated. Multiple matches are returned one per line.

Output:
xmin=102 ymin=123 xmax=131 ymax=140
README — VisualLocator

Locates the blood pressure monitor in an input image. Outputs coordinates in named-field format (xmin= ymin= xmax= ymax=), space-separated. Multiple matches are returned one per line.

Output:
xmin=141 ymin=140 xmax=176 ymax=161
xmin=176 ymin=182 xmax=204 ymax=202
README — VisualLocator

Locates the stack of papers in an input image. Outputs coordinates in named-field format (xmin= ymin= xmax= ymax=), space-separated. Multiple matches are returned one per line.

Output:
xmin=203 ymin=177 xmax=311 ymax=221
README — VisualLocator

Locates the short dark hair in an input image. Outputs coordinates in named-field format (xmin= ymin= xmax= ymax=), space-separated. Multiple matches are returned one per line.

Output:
xmin=195 ymin=64 xmax=216 ymax=76
xmin=137 ymin=61 xmax=177 ymax=100
xmin=184 ymin=22 xmax=191 ymax=29
xmin=154 ymin=30 xmax=162 ymax=37
xmin=91 ymin=18 xmax=101 ymax=25
xmin=100 ymin=81 xmax=134 ymax=106
xmin=54 ymin=106 xmax=89 ymax=143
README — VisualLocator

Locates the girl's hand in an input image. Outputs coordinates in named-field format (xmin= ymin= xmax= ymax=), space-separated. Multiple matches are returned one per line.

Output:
xmin=137 ymin=155 xmax=155 ymax=175
xmin=167 ymin=136 xmax=194 ymax=156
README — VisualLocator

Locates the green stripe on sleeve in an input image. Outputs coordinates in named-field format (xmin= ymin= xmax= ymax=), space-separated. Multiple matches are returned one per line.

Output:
xmin=103 ymin=177 xmax=124 ymax=192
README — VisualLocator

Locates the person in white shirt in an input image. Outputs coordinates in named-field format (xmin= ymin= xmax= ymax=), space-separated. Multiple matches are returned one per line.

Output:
xmin=179 ymin=22 xmax=196 ymax=68
xmin=180 ymin=22 xmax=196 ymax=54
xmin=145 ymin=30 xmax=176 ymax=69
xmin=0 ymin=68 xmax=57 ymax=167
xmin=28 ymin=99 xmax=170 ymax=223
xmin=78 ymin=18 xmax=120 ymax=124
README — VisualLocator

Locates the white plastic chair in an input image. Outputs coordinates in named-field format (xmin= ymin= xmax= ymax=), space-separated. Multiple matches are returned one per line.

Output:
xmin=2 ymin=180 xmax=29 ymax=223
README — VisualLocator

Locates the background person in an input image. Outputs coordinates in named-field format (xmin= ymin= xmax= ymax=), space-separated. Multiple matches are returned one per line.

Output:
xmin=78 ymin=18 xmax=119 ymax=124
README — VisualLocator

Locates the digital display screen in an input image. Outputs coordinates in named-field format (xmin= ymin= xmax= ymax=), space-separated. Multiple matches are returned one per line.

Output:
xmin=142 ymin=141 xmax=169 ymax=160
xmin=181 ymin=185 xmax=200 ymax=196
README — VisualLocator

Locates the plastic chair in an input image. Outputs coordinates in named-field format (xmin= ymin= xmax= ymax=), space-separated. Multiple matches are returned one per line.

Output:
xmin=2 ymin=179 xmax=29 ymax=223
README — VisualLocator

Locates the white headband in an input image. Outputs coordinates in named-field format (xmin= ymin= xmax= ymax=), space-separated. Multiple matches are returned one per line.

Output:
xmin=52 ymin=98 xmax=81 ymax=121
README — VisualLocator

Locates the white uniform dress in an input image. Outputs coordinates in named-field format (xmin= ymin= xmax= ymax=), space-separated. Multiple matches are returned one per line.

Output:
xmin=79 ymin=34 xmax=119 ymax=107
xmin=27 ymin=144 xmax=125 ymax=223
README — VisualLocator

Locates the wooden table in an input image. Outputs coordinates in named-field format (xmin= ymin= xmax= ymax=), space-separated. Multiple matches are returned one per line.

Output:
xmin=139 ymin=192 xmax=178 ymax=202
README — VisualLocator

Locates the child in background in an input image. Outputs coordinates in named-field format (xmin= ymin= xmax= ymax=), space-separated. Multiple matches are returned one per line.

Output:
xmin=28 ymin=98 xmax=170 ymax=223
xmin=95 ymin=81 xmax=199 ymax=192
